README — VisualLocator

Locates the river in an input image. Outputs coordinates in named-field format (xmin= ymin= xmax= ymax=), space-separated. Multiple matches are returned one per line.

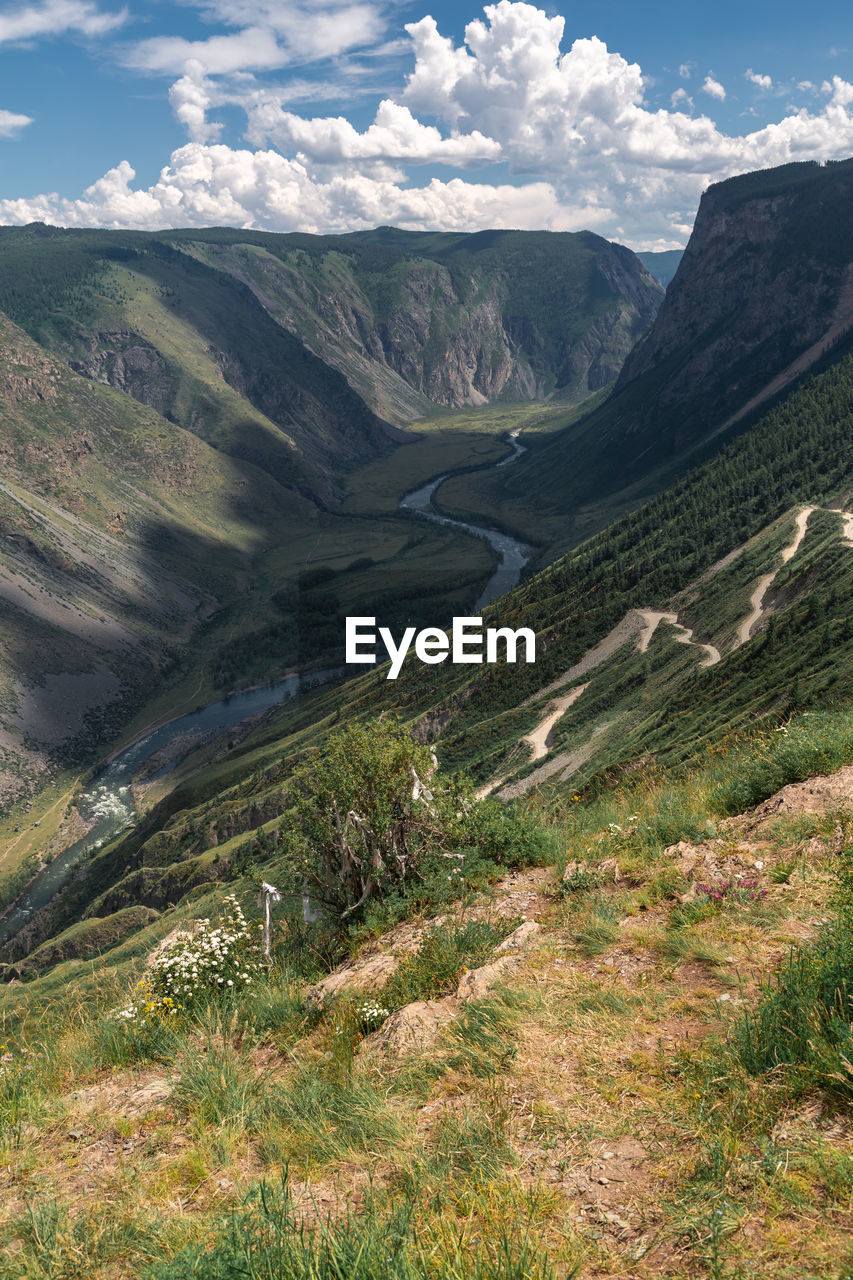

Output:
xmin=0 ymin=429 xmax=531 ymax=951
xmin=0 ymin=670 xmax=341 ymax=949
xmin=399 ymin=429 xmax=532 ymax=609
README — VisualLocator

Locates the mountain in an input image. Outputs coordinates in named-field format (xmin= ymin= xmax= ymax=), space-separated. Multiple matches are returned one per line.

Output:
xmin=4 ymin=163 xmax=853 ymax=1280
xmin=617 ymin=159 xmax=853 ymax=434
xmin=637 ymin=248 xmax=683 ymax=287
xmin=8 ymin=236 xmax=853 ymax=969
xmin=0 ymin=225 xmax=663 ymax=435
xmin=0 ymin=307 xmax=316 ymax=807
xmin=7 ymin=156 xmax=853 ymax=968
xmin=0 ymin=226 xmax=402 ymax=502
xmin=170 ymin=226 xmax=663 ymax=422
xmin=437 ymin=158 xmax=853 ymax=553
xmin=0 ymin=223 xmax=663 ymax=810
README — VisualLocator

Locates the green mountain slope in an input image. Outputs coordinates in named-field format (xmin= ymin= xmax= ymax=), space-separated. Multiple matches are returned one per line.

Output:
xmin=437 ymin=158 xmax=853 ymax=554
xmin=0 ymin=226 xmax=401 ymax=500
xmin=10 ymin=327 xmax=853 ymax=972
xmin=0 ymin=307 xmax=321 ymax=807
xmin=0 ymin=224 xmax=662 ymax=440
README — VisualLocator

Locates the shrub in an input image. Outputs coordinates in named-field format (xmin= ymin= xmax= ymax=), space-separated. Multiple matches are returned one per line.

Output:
xmin=280 ymin=719 xmax=548 ymax=924
xmin=113 ymin=895 xmax=264 ymax=1024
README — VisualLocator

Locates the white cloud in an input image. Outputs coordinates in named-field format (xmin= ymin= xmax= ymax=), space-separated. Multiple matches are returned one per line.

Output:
xmin=0 ymin=0 xmax=126 ymax=43
xmin=0 ymin=107 xmax=32 ymax=136
xmin=124 ymin=1 xmax=384 ymax=75
xmin=745 ymin=68 xmax=772 ymax=90
xmin=246 ymin=97 xmax=501 ymax=168
xmin=701 ymin=74 xmax=726 ymax=101
xmin=678 ymin=63 xmax=691 ymax=80
xmin=168 ymin=62 xmax=223 ymax=144
xmin=5 ymin=2 xmax=853 ymax=251
xmin=0 ymin=146 xmax=613 ymax=236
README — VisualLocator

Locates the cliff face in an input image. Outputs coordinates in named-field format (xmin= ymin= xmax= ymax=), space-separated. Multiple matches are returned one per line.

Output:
xmin=181 ymin=229 xmax=663 ymax=423
xmin=450 ymin=159 xmax=853 ymax=551
xmin=617 ymin=159 xmax=853 ymax=438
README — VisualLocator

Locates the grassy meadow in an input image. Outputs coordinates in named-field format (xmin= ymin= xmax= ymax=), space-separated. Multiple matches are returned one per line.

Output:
xmin=2 ymin=707 xmax=853 ymax=1277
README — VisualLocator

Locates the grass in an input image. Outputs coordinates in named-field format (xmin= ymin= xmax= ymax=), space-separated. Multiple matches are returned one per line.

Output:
xmin=3 ymin=709 xmax=853 ymax=1277
xmin=381 ymin=920 xmax=518 ymax=1011
xmin=144 ymin=1175 xmax=559 ymax=1280
xmin=725 ymin=890 xmax=853 ymax=1098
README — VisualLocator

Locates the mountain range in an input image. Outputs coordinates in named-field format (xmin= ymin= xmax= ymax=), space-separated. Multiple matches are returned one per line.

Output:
xmin=3 ymin=157 xmax=853 ymax=976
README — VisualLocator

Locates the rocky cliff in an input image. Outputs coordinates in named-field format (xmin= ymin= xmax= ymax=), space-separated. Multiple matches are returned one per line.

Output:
xmin=176 ymin=227 xmax=664 ymax=423
xmin=477 ymin=158 xmax=853 ymax=547
xmin=617 ymin=158 xmax=853 ymax=438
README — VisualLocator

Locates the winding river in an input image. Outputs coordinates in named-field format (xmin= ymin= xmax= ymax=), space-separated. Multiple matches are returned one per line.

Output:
xmin=400 ymin=429 xmax=532 ymax=609
xmin=0 ymin=671 xmax=341 ymax=949
xmin=0 ymin=429 xmax=532 ymax=951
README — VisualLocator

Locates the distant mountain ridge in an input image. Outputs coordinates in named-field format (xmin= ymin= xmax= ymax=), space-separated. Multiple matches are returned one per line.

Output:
xmin=637 ymin=250 xmax=682 ymax=287
xmin=443 ymin=157 xmax=853 ymax=553
xmin=0 ymin=224 xmax=663 ymax=439
xmin=172 ymin=227 xmax=663 ymax=422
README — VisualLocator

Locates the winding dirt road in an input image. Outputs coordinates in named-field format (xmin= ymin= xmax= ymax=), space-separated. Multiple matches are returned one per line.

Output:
xmin=484 ymin=503 xmax=849 ymax=797
xmin=522 ymin=684 xmax=589 ymax=762
xmin=735 ymin=505 xmax=815 ymax=646
xmin=637 ymin=610 xmax=721 ymax=667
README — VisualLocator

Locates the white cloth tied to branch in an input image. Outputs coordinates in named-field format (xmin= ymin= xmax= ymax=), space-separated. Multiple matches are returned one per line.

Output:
xmin=411 ymin=767 xmax=433 ymax=803
xmin=257 ymin=881 xmax=282 ymax=961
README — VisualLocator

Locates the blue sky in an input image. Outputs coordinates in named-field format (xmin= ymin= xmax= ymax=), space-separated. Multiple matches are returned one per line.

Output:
xmin=1 ymin=0 xmax=852 ymax=247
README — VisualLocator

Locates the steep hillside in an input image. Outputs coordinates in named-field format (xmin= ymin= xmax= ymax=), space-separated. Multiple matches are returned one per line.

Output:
xmin=439 ymin=158 xmax=853 ymax=551
xmin=0 ymin=226 xmax=400 ymax=501
xmin=3 ymin=711 xmax=853 ymax=1279
xmin=9 ymin=335 xmax=853 ymax=969
xmin=0 ymin=224 xmax=663 ymax=439
xmin=0 ymin=309 xmax=317 ymax=807
xmin=618 ymin=158 xmax=853 ymax=433
xmin=174 ymin=227 xmax=663 ymax=422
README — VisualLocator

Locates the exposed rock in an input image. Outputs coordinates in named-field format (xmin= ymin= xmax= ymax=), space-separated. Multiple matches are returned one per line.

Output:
xmin=665 ymin=840 xmax=718 ymax=879
xmin=456 ymin=954 xmax=520 ymax=1001
xmin=306 ymin=953 xmax=399 ymax=1009
xmin=494 ymin=920 xmax=540 ymax=954
xmin=617 ymin=161 xmax=853 ymax=451
xmin=562 ymin=860 xmax=589 ymax=880
xmin=70 ymin=1073 xmax=173 ymax=1116
xmin=372 ymin=997 xmax=458 ymax=1056
xmin=747 ymin=766 xmax=853 ymax=820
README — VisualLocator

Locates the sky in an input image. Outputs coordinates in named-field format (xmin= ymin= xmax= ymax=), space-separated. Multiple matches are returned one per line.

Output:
xmin=0 ymin=0 xmax=852 ymax=248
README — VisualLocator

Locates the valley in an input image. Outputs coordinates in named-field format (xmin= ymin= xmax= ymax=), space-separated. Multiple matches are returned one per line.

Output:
xmin=3 ymin=157 xmax=853 ymax=1280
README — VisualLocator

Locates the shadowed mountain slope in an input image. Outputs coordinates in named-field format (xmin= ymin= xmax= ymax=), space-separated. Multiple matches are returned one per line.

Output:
xmin=439 ymin=158 xmax=853 ymax=554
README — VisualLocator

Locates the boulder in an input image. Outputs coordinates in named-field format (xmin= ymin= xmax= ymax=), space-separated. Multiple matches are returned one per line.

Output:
xmin=456 ymin=954 xmax=519 ymax=1001
xmin=494 ymin=919 xmax=540 ymax=954
xmin=373 ymin=997 xmax=457 ymax=1056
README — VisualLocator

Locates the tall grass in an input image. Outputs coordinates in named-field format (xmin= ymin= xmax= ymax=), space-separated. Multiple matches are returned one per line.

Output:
xmin=532 ymin=706 xmax=853 ymax=882
xmin=727 ymin=850 xmax=853 ymax=1098
xmin=382 ymin=920 xmax=516 ymax=1011
xmin=144 ymin=1176 xmax=558 ymax=1280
